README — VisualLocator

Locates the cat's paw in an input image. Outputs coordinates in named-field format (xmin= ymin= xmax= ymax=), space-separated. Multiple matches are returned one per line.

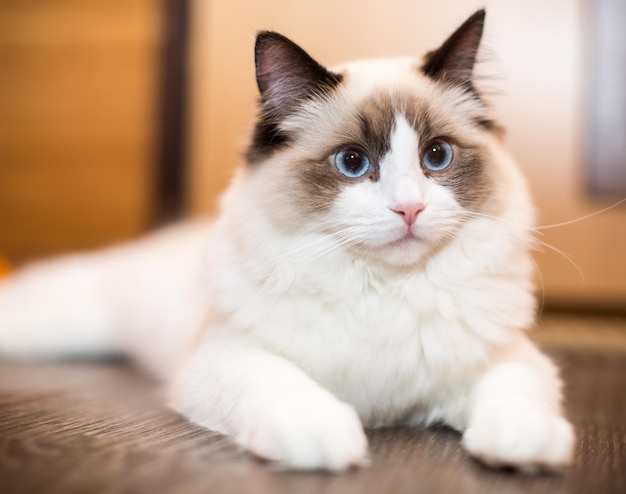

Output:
xmin=462 ymin=404 xmax=575 ymax=472
xmin=242 ymin=391 xmax=368 ymax=471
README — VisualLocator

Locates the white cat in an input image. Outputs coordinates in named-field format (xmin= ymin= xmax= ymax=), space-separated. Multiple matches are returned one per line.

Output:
xmin=0 ymin=10 xmax=574 ymax=471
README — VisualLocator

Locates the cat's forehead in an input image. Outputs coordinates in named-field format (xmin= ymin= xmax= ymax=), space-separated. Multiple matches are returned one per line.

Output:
xmin=334 ymin=57 xmax=487 ymax=124
xmin=283 ymin=58 xmax=487 ymax=156
xmin=332 ymin=58 xmax=424 ymax=89
xmin=331 ymin=58 xmax=445 ymax=109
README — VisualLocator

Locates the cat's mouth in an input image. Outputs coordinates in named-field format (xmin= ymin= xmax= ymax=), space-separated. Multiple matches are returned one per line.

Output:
xmin=386 ymin=230 xmax=423 ymax=248
xmin=371 ymin=229 xmax=430 ymax=266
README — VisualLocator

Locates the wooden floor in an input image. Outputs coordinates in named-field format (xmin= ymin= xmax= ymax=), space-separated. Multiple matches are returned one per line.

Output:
xmin=1 ymin=314 xmax=625 ymax=494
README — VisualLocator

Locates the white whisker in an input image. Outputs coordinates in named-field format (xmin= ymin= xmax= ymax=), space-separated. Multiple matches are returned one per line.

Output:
xmin=456 ymin=210 xmax=542 ymax=236
xmin=535 ymin=198 xmax=626 ymax=230
xmin=257 ymin=225 xmax=371 ymax=281
xmin=457 ymin=209 xmax=588 ymax=280
xmin=532 ymin=238 xmax=585 ymax=282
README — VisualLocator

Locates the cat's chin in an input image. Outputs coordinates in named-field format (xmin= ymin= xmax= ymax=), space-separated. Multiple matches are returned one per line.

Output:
xmin=373 ymin=234 xmax=431 ymax=267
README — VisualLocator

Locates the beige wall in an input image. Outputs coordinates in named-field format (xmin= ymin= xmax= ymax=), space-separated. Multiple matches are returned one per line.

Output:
xmin=188 ymin=0 xmax=626 ymax=309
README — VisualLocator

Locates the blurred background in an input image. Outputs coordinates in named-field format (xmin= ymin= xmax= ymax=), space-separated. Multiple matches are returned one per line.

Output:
xmin=1 ymin=0 xmax=625 ymax=311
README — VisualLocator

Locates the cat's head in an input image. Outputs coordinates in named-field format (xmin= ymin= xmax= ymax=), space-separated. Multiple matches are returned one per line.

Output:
xmin=242 ymin=10 xmax=529 ymax=268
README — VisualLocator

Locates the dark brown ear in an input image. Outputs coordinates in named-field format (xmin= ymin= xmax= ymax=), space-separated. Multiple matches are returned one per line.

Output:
xmin=246 ymin=32 xmax=343 ymax=164
xmin=421 ymin=9 xmax=486 ymax=95
xmin=254 ymin=31 xmax=342 ymax=120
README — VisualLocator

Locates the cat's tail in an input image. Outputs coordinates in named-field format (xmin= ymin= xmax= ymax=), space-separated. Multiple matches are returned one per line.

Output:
xmin=0 ymin=222 xmax=210 ymax=373
xmin=0 ymin=252 xmax=120 ymax=359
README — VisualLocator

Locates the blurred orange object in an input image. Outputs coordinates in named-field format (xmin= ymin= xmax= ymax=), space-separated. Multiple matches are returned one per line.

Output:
xmin=0 ymin=255 xmax=12 ymax=279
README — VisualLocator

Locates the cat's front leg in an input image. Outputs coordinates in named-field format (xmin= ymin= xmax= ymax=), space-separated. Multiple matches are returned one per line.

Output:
xmin=461 ymin=339 xmax=575 ymax=472
xmin=169 ymin=338 xmax=368 ymax=471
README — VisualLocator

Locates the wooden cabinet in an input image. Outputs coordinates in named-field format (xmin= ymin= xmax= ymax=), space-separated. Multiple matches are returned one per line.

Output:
xmin=0 ymin=0 xmax=161 ymax=264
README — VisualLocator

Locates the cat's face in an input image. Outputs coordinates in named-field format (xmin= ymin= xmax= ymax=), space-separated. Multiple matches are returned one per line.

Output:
xmin=244 ymin=11 xmax=515 ymax=267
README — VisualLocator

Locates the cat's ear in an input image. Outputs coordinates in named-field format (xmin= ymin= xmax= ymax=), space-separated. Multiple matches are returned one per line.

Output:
xmin=421 ymin=9 xmax=485 ymax=94
xmin=254 ymin=31 xmax=342 ymax=119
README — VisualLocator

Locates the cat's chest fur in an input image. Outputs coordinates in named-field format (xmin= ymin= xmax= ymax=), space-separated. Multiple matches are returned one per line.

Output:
xmin=252 ymin=270 xmax=474 ymax=427
xmin=205 ymin=213 xmax=533 ymax=428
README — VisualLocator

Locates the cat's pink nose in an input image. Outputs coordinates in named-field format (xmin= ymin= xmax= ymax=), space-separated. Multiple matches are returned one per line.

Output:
xmin=391 ymin=202 xmax=425 ymax=226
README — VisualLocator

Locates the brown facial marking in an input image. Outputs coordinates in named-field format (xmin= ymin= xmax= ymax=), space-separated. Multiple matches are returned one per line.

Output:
xmin=388 ymin=91 xmax=494 ymax=211
xmin=289 ymin=87 xmax=495 ymax=217
xmin=292 ymin=93 xmax=399 ymax=215
xmin=423 ymin=145 xmax=492 ymax=211
xmin=294 ymin=156 xmax=345 ymax=215
xmin=355 ymin=96 xmax=396 ymax=174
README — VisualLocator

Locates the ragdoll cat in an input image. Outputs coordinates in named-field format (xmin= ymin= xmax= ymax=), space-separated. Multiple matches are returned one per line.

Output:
xmin=0 ymin=10 xmax=574 ymax=471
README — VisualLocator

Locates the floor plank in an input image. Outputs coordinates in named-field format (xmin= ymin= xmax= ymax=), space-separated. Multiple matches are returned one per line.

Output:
xmin=0 ymin=315 xmax=625 ymax=494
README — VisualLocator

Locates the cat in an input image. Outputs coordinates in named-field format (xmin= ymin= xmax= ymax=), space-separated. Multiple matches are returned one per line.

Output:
xmin=0 ymin=9 xmax=574 ymax=472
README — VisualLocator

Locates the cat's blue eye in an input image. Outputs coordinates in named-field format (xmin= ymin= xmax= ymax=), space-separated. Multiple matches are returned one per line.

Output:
xmin=333 ymin=147 xmax=371 ymax=178
xmin=422 ymin=139 xmax=455 ymax=172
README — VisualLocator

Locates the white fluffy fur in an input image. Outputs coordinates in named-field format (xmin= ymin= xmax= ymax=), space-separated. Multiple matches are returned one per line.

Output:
xmin=0 ymin=55 xmax=574 ymax=472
